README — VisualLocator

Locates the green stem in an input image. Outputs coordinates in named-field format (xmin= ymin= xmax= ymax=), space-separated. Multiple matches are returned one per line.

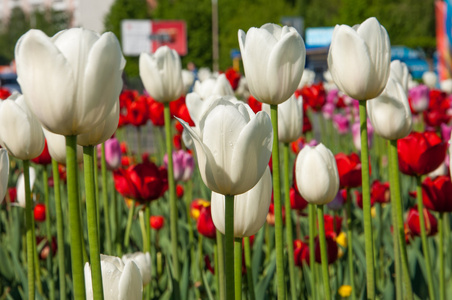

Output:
xmin=345 ymin=192 xmax=356 ymax=300
xmin=32 ymin=211 xmax=43 ymax=295
xmin=83 ymin=146 xmax=104 ymax=300
xmin=317 ymin=205 xmax=331 ymax=300
xmin=42 ymin=165 xmax=55 ymax=300
xmin=124 ymin=200 xmax=135 ymax=249
xmin=93 ymin=148 xmax=100 ymax=234
xmin=139 ymin=210 xmax=149 ymax=253
xmin=185 ymin=180 xmax=196 ymax=278
xmin=390 ymin=201 xmax=402 ymax=300
xmin=145 ymin=205 xmax=151 ymax=254
xmin=198 ymin=235 xmax=203 ymax=281
xmin=214 ymin=244 xmax=220 ymax=298
xmin=112 ymin=185 xmax=122 ymax=256
xmin=283 ymin=143 xmax=297 ymax=300
xmin=270 ymin=104 xmax=286 ymax=299
xmin=225 ymin=194 xmax=235 ymax=300
xmin=23 ymin=160 xmax=35 ymax=300
xmin=388 ymin=140 xmax=412 ymax=299
xmin=52 ymin=159 xmax=66 ymax=299
xmin=416 ymin=176 xmax=434 ymax=300
xmin=244 ymin=237 xmax=255 ymax=300
xmin=358 ymin=101 xmax=375 ymax=299
xmin=309 ymin=203 xmax=317 ymax=300
xmin=100 ymin=143 xmax=112 ymax=254
xmin=234 ymin=238 xmax=242 ymax=300
xmin=164 ymin=103 xmax=179 ymax=281
xmin=216 ymin=230 xmax=225 ymax=300
xmin=66 ymin=135 xmax=86 ymax=300
xmin=439 ymin=212 xmax=445 ymax=300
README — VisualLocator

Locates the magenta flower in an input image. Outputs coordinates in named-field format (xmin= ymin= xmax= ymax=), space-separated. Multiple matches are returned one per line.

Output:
xmin=98 ymin=137 xmax=122 ymax=170
xmin=409 ymin=85 xmax=430 ymax=113
xmin=352 ymin=120 xmax=374 ymax=151
xmin=332 ymin=113 xmax=350 ymax=134
xmin=164 ymin=150 xmax=194 ymax=182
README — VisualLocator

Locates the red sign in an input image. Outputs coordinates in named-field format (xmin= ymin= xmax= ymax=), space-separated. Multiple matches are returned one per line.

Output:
xmin=151 ymin=20 xmax=187 ymax=56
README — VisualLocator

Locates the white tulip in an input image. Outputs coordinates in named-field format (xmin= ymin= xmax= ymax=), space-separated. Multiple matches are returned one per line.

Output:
xmin=440 ymin=79 xmax=452 ymax=94
xmin=211 ymin=167 xmax=271 ymax=237
xmin=192 ymin=74 xmax=234 ymax=100
xmin=422 ymin=71 xmax=437 ymax=89
xmin=298 ymin=69 xmax=316 ymax=89
xmin=327 ymin=17 xmax=391 ymax=100
xmin=238 ymin=23 xmax=306 ymax=105
xmin=140 ymin=46 xmax=183 ymax=103
xmin=85 ymin=254 xmax=142 ymax=300
xmin=15 ymin=28 xmax=125 ymax=136
xmin=122 ymin=252 xmax=151 ymax=286
xmin=179 ymin=96 xmax=273 ymax=195
xmin=390 ymin=60 xmax=409 ymax=93
xmin=367 ymin=77 xmax=412 ymax=140
xmin=16 ymin=166 xmax=36 ymax=208
xmin=0 ymin=92 xmax=45 ymax=160
xmin=295 ymin=144 xmax=339 ymax=205
xmin=181 ymin=69 xmax=195 ymax=95
xmin=0 ymin=149 xmax=8 ymax=204
xmin=43 ymin=128 xmax=83 ymax=164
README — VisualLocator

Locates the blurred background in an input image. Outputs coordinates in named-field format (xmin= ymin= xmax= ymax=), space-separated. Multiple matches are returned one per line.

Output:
xmin=0 ymin=0 xmax=437 ymax=90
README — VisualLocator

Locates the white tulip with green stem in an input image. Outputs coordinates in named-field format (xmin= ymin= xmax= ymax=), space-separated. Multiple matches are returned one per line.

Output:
xmin=15 ymin=27 xmax=125 ymax=299
xmin=238 ymin=23 xmax=305 ymax=299
xmin=328 ymin=17 xmax=391 ymax=299
xmin=179 ymin=96 xmax=273 ymax=300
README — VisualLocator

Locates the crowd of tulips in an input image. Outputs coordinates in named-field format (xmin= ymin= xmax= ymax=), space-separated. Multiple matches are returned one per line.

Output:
xmin=1 ymin=15 xmax=452 ymax=300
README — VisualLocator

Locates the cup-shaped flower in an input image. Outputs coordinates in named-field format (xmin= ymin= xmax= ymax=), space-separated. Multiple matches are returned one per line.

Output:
xmin=34 ymin=203 xmax=46 ymax=222
xmin=98 ymin=137 xmax=122 ymax=171
xmin=211 ymin=167 xmax=271 ymax=237
xmin=178 ymin=96 xmax=273 ymax=195
xmin=163 ymin=149 xmax=194 ymax=182
xmin=406 ymin=206 xmax=438 ymax=237
xmin=150 ymin=215 xmax=165 ymax=230
xmin=422 ymin=176 xmax=452 ymax=213
xmin=31 ymin=139 xmax=52 ymax=165
xmin=390 ymin=60 xmax=409 ymax=93
xmin=85 ymin=254 xmax=142 ymax=300
xmin=139 ymin=46 xmax=183 ymax=103
xmin=295 ymin=143 xmax=339 ymax=205
xmin=397 ymin=131 xmax=447 ymax=176
xmin=181 ymin=70 xmax=195 ymax=95
xmin=0 ymin=93 xmax=45 ymax=160
xmin=122 ymin=252 xmax=151 ymax=286
xmin=15 ymin=28 xmax=125 ymax=136
xmin=16 ymin=166 xmax=36 ymax=208
xmin=371 ymin=180 xmax=390 ymax=205
xmin=0 ymin=149 xmax=9 ymax=204
xmin=422 ymin=71 xmax=437 ymax=89
xmin=197 ymin=204 xmax=217 ymax=239
xmin=440 ymin=79 xmax=452 ymax=94
xmin=335 ymin=152 xmax=362 ymax=188
xmin=409 ymin=85 xmax=430 ymax=113
xmin=327 ymin=17 xmax=391 ymax=101
xmin=263 ymin=94 xmax=303 ymax=143
xmin=367 ymin=77 xmax=412 ymax=140
xmin=238 ymin=23 xmax=306 ymax=105
xmin=78 ymin=101 xmax=119 ymax=146
xmin=192 ymin=73 xmax=234 ymax=100
xmin=43 ymin=128 xmax=83 ymax=164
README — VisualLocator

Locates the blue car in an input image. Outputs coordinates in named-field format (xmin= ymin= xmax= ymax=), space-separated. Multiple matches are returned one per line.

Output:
xmin=0 ymin=73 xmax=21 ymax=93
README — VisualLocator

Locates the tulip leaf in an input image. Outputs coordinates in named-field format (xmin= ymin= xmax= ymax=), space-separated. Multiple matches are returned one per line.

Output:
xmin=180 ymin=257 xmax=189 ymax=300
xmin=201 ymin=271 xmax=215 ymax=300
xmin=255 ymin=251 xmax=277 ymax=300
xmin=252 ymin=226 xmax=265 ymax=285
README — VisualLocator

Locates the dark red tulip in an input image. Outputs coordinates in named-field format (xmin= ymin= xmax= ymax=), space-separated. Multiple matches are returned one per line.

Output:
xmin=225 ymin=68 xmax=241 ymax=90
xmin=0 ymin=88 xmax=11 ymax=100
xmin=127 ymin=95 xmax=149 ymax=127
xmin=32 ymin=139 xmax=52 ymax=165
xmin=113 ymin=161 xmax=164 ymax=204
xmin=147 ymin=97 xmax=165 ymax=127
xmin=294 ymin=239 xmax=309 ymax=266
xmin=197 ymin=205 xmax=216 ymax=239
xmin=300 ymin=83 xmax=326 ymax=112
xmin=36 ymin=236 xmax=57 ymax=260
xmin=322 ymin=214 xmax=342 ymax=236
xmin=422 ymin=175 xmax=452 ymax=213
xmin=335 ymin=153 xmax=362 ymax=188
xmin=290 ymin=187 xmax=308 ymax=211
xmin=371 ymin=180 xmax=390 ymax=205
xmin=406 ymin=205 xmax=438 ymax=237
xmin=34 ymin=203 xmax=46 ymax=222
xmin=150 ymin=215 xmax=165 ymax=230
xmin=294 ymin=232 xmax=339 ymax=266
xmin=267 ymin=202 xmax=285 ymax=226
xmin=397 ymin=131 xmax=448 ymax=176
xmin=302 ymin=110 xmax=312 ymax=133
xmin=423 ymin=90 xmax=451 ymax=128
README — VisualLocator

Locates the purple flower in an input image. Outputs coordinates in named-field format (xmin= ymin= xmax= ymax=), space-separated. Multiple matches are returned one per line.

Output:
xmin=98 ymin=138 xmax=121 ymax=170
xmin=164 ymin=150 xmax=194 ymax=182
xmin=352 ymin=120 xmax=374 ymax=151
xmin=409 ymin=85 xmax=430 ymax=113
xmin=332 ymin=113 xmax=350 ymax=134
xmin=327 ymin=189 xmax=346 ymax=211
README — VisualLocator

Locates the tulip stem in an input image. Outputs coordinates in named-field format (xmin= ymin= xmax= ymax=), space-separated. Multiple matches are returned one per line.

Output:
xmin=388 ymin=140 xmax=412 ymax=299
xmin=316 ymin=205 xmax=331 ymax=300
xmin=139 ymin=210 xmax=150 ymax=253
xmin=244 ymin=236 xmax=255 ymax=300
xmin=416 ymin=176 xmax=434 ymax=300
xmin=93 ymin=148 xmax=100 ymax=234
xmin=270 ymin=104 xmax=286 ymax=300
xmin=163 ymin=103 xmax=180 ymax=283
xmin=23 ymin=160 xmax=35 ymax=300
xmin=65 ymin=135 xmax=86 ymax=300
xmin=42 ymin=165 xmax=55 ymax=300
xmin=52 ymin=159 xmax=66 ymax=299
xmin=216 ymin=229 xmax=226 ymax=300
xmin=309 ymin=203 xmax=317 ymax=300
xmin=101 ymin=143 xmax=112 ymax=254
xmin=32 ymin=205 xmax=43 ymax=295
xmin=358 ymin=101 xmax=375 ymax=299
xmin=234 ymin=238 xmax=242 ymax=300
xmin=439 ymin=212 xmax=445 ymax=300
xmin=345 ymin=191 xmax=356 ymax=300
xmin=83 ymin=146 xmax=104 ymax=300
xmin=225 ymin=194 xmax=235 ymax=300
xmin=124 ymin=200 xmax=135 ymax=249
xmin=283 ymin=143 xmax=297 ymax=300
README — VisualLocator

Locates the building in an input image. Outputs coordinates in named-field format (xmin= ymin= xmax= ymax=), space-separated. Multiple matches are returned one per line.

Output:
xmin=0 ymin=0 xmax=116 ymax=33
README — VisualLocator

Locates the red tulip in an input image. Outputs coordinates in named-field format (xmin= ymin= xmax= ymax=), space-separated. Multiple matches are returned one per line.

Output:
xmin=406 ymin=205 xmax=438 ymax=237
xmin=300 ymin=83 xmax=326 ymax=112
xmin=113 ymin=161 xmax=165 ymax=204
xmin=290 ymin=187 xmax=308 ymax=211
xmin=150 ymin=215 xmax=165 ymax=230
xmin=31 ymin=139 xmax=52 ymax=165
xmin=322 ymin=214 xmax=342 ymax=236
xmin=0 ymin=88 xmax=11 ymax=100
xmin=423 ymin=90 xmax=451 ymax=128
xmin=5 ymin=187 xmax=17 ymax=203
xmin=294 ymin=239 xmax=309 ymax=266
xmin=176 ymin=184 xmax=184 ymax=198
xmin=247 ymin=95 xmax=262 ymax=114
xmin=302 ymin=110 xmax=312 ymax=133
xmin=422 ymin=175 xmax=452 ymax=213
xmin=267 ymin=202 xmax=285 ymax=226
xmin=335 ymin=153 xmax=362 ymax=188
xmin=147 ymin=97 xmax=165 ymax=127
xmin=397 ymin=131 xmax=448 ymax=176
xmin=294 ymin=232 xmax=339 ymax=266
xmin=34 ymin=203 xmax=46 ymax=222
xmin=197 ymin=205 xmax=216 ymax=239
xmin=225 ymin=68 xmax=241 ymax=90
xmin=190 ymin=199 xmax=210 ymax=221
xmin=36 ymin=236 xmax=57 ymax=260
xmin=127 ymin=95 xmax=149 ymax=127
xmin=371 ymin=180 xmax=390 ymax=204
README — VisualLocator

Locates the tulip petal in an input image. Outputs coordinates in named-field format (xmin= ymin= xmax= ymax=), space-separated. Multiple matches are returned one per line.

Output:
xmin=230 ymin=111 xmax=273 ymax=195
xmin=0 ymin=149 xmax=9 ymax=204
xmin=15 ymin=30 xmax=77 ymax=135
xmin=140 ymin=53 xmax=164 ymax=100
xmin=186 ymin=92 xmax=204 ymax=126
xmin=118 ymin=261 xmax=143 ymax=300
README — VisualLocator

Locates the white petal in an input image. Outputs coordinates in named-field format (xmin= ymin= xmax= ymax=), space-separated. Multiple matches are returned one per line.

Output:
xmin=118 ymin=261 xmax=143 ymax=300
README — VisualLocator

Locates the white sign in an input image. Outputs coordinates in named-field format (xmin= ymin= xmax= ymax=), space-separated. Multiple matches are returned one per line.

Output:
xmin=121 ymin=20 xmax=152 ymax=56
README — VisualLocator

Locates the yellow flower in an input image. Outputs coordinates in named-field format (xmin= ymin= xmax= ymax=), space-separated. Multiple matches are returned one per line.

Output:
xmin=336 ymin=232 xmax=347 ymax=248
xmin=371 ymin=206 xmax=377 ymax=218
xmin=338 ymin=285 xmax=352 ymax=298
